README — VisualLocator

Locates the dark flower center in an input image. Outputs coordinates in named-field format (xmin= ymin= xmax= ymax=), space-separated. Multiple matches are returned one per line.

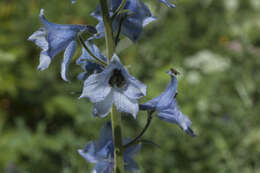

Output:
xmin=109 ymin=69 xmax=126 ymax=88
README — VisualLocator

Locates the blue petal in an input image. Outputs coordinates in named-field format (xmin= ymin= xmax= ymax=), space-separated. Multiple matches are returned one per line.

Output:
xmin=113 ymin=91 xmax=139 ymax=118
xmin=158 ymin=101 xmax=195 ymax=136
xmin=76 ymin=41 xmax=106 ymax=78
xmin=80 ymin=72 xmax=112 ymax=103
xmin=124 ymin=157 xmax=140 ymax=173
xmin=61 ymin=40 xmax=76 ymax=82
xmin=97 ymin=122 xmax=113 ymax=150
xmin=71 ymin=0 xmax=76 ymax=4
xmin=158 ymin=0 xmax=176 ymax=8
xmin=78 ymin=141 xmax=98 ymax=163
xmin=125 ymin=143 xmax=141 ymax=157
xmin=92 ymin=161 xmax=113 ymax=173
xmin=92 ymin=92 xmax=114 ymax=118
xmin=140 ymin=72 xmax=177 ymax=110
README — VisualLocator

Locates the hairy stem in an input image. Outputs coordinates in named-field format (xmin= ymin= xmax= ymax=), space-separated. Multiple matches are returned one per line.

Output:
xmin=124 ymin=111 xmax=154 ymax=149
xmin=99 ymin=0 xmax=124 ymax=172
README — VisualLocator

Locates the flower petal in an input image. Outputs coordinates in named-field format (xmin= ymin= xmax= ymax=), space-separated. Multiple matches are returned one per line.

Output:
xmin=92 ymin=92 xmax=114 ymax=118
xmin=28 ymin=27 xmax=48 ymax=51
xmin=97 ymin=122 xmax=113 ymax=150
xmin=61 ymin=40 xmax=76 ymax=82
xmin=140 ymin=72 xmax=177 ymax=110
xmin=158 ymin=101 xmax=195 ymax=137
xmin=124 ymin=157 xmax=140 ymax=173
xmin=37 ymin=51 xmax=52 ymax=70
xmin=113 ymin=91 xmax=139 ymax=118
xmin=78 ymin=141 xmax=98 ymax=163
xmin=80 ymin=72 xmax=112 ymax=103
xmin=92 ymin=161 xmax=113 ymax=173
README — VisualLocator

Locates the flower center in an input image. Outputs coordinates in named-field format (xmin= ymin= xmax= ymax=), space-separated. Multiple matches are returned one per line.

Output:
xmin=109 ymin=69 xmax=126 ymax=88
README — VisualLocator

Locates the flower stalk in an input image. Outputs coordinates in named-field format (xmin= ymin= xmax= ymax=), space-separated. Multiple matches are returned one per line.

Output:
xmin=99 ymin=0 xmax=124 ymax=172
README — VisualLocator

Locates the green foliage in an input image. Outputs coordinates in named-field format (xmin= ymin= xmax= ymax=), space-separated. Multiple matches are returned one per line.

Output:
xmin=0 ymin=0 xmax=260 ymax=172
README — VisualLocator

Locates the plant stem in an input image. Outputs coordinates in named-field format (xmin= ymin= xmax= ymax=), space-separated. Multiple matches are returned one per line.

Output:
xmin=112 ymin=0 xmax=127 ymax=20
xmin=100 ymin=0 xmax=115 ymax=61
xmin=124 ymin=111 xmax=154 ymax=149
xmin=99 ymin=0 xmax=124 ymax=172
xmin=111 ymin=106 xmax=124 ymax=173
xmin=78 ymin=35 xmax=108 ymax=66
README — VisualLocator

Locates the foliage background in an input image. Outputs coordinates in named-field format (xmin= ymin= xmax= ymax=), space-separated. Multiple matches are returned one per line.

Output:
xmin=0 ymin=0 xmax=260 ymax=172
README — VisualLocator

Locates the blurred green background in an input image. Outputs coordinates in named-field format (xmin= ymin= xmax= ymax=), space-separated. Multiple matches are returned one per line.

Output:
xmin=0 ymin=0 xmax=260 ymax=172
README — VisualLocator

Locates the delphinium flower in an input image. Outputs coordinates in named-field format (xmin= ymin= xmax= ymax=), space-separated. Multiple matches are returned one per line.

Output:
xmin=28 ymin=9 xmax=96 ymax=81
xmin=76 ymin=41 xmax=107 ymax=80
xmin=140 ymin=69 xmax=195 ymax=137
xmin=78 ymin=122 xmax=141 ymax=173
xmin=80 ymin=53 xmax=146 ymax=118
xmin=91 ymin=0 xmax=156 ymax=42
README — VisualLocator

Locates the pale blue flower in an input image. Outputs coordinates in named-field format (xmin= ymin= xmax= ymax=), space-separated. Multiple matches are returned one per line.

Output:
xmin=78 ymin=122 xmax=141 ymax=173
xmin=71 ymin=0 xmax=76 ymax=4
xmin=76 ymin=41 xmax=107 ymax=80
xmin=28 ymin=9 xmax=96 ymax=81
xmin=91 ymin=0 xmax=156 ymax=42
xmin=80 ymin=54 xmax=146 ymax=118
xmin=140 ymin=70 xmax=195 ymax=137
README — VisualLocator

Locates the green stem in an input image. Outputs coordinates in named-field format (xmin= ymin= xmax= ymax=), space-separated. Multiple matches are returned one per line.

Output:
xmin=112 ymin=0 xmax=127 ymax=20
xmin=99 ymin=0 xmax=124 ymax=172
xmin=124 ymin=111 xmax=154 ymax=149
xmin=111 ymin=106 xmax=124 ymax=173
xmin=100 ymin=0 xmax=115 ymax=61
xmin=78 ymin=35 xmax=108 ymax=66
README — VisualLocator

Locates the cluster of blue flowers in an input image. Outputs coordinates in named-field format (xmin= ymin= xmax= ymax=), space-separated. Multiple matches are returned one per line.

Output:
xmin=29 ymin=0 xmax=195 ymax=172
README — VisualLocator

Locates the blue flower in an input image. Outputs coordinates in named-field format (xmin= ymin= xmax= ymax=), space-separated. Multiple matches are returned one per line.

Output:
xmin=140 ymin=70 xmax=195 ymax=137
xmin=76 ymin=41 xmax=107 ymax=80
xmin=78 ymin=122 xmax=141 ymax=173
xmin=91 ymin=0 xmax=156 ymax=42
xmin=80 ymin=54 xmax=146 ymax=118
xmin=28 ymin=9 xmax=96 ymax=82
xmin=71 ymin=0 xmax=76 ymax=4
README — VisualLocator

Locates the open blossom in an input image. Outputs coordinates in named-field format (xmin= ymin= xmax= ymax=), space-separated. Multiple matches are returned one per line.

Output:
xmin=28 ymin=9 xmax=96 ymax=81
xmin=80 ymin=54 xmax=146 ymax=118
xmin=76 ymin=41 xmax=107 ymax=80
xmin=91 ymin=0 xmax=156 ymax=42
xmin=78 ymin=122 xmax=141 ymax=173
xmin=140 ymin=70 xmax=195 ymax=137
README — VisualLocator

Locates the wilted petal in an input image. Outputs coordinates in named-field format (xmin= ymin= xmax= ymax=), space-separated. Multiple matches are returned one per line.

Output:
xmin=92 ymin=92 xmax=114 ymax=118
xmin=113 ymin=91 xmax=139 ymax=118
xmin=158 ymin=0 xmax=176 ymax=8
xmin=61 ymin=40 xmax=76 ymax=82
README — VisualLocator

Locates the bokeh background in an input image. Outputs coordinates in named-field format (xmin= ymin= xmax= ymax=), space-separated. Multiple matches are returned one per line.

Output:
xmin=1 ymin=0 xmax=260 ymax=172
